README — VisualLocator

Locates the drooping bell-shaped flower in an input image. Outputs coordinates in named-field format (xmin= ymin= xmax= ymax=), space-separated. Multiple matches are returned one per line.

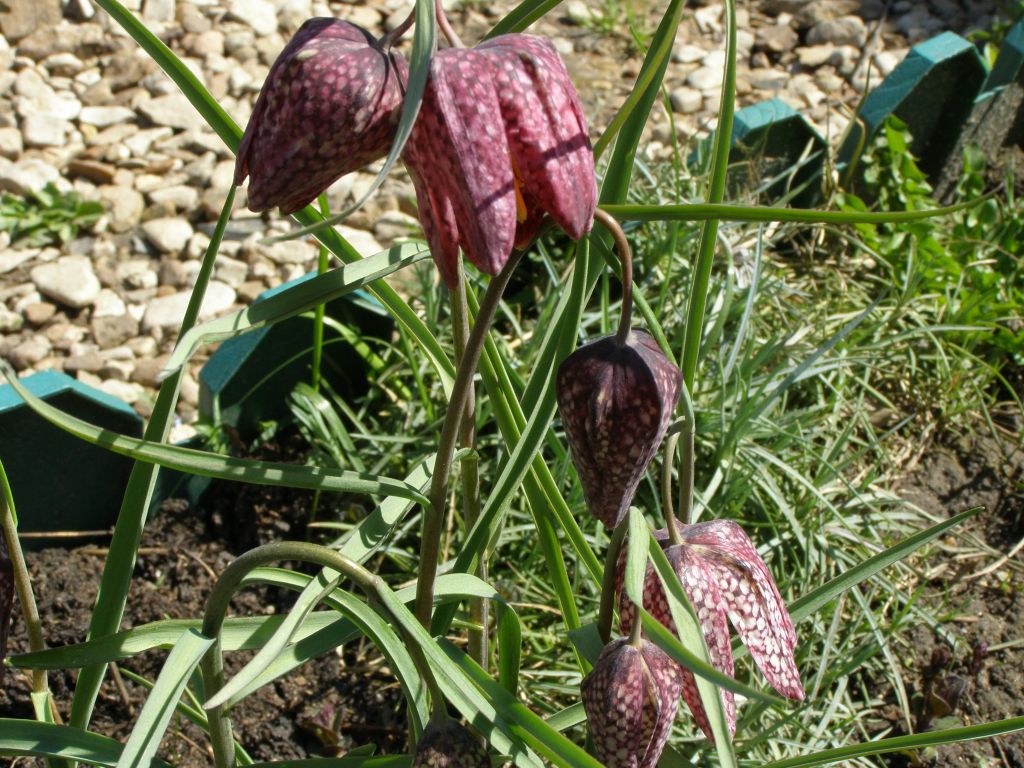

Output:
xmin=403 ymin=34 xmax=596 ymax=286
xmin=412 ymin=718 xmax=489 ymax=767
xmin=581 ymin=637 xmax=684 ymax=768
xmin=556 ymin=330 xmax=682 ymax=529
xmin=616 ymin=521 xmax=805 ymax=739
xmin=234 ymin=17 xmax=407 ymax=213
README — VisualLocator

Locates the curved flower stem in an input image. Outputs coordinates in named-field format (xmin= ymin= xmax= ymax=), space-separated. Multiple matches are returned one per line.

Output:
xmin=202 ymin=542 xmax=446 ymax=768
xmin=594 ymin=208 xmax=634 ymax=345
xmin=415 ymin=251 xmax=525 ymax=630
xmin=0 ymin=459 xmax=60 ymax=724
xmin=597 ymin=519 xmax=629 ymax=644
xmin=380 ymin=7 xmax=416 ymax=49
xmin=435 ymin=0 xmax=464 ymax=48
xmin=451 ymin=273 xmax=487 ymax=667
xmin=661 ymin=432 xmax=683 ymax=546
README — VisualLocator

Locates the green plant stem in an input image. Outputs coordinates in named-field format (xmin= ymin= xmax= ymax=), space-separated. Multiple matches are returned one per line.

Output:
xmin=414 ymin=252 xmax=524 ymax=630
xmin=661 ymin=432 xmax=681 ymax=543
xmin=70 ymin=186 xmax=237 ymax=731
xmin=675 ymin=380 xmax=695 ymax=534
xmin=597 ymin=520 xmax=629 ymax=644
xmin=451 ymin=274 xmax=487 ymax=668
xmin=201 ymin=541 xmax=445 ymax=768
xmin=679 ymin=0 xmax=736 ymax=390
xmin=0 ymin=459 xmax=58 ymax=718
xmin=594 ymin=208 xmax=634 ymax=344
xmin=311 ymin=193 xmax=330 ymax=393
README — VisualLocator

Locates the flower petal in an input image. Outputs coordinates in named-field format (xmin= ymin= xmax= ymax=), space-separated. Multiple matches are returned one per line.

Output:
xmin=478 ymin=34 xmax=596 ymax=241
xmin=236 ymin=18 xmax=406 ymax=213
xmin=404 ymin=48 xmax=517 ymax=281
xmin=581 ymin=639 xmax=650 ymax=766
xmin=682 ymin=520 xmax=805 ymax=701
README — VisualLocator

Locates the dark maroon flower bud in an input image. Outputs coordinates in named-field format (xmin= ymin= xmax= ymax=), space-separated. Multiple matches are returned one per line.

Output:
xmin=616 ymin=521 xmax=805 ymax=739
xmin=412 ymin=718 xmax=489 ymax=767
xmin=581 ymin=637 xmax=684 ymax=768
xmin=556 ymin=330 xmax=681 ymax=529
xmin=234 ymin=18 xmax=407 ymax=214
xmin=403 ymin=34 xmax=596 ymax=286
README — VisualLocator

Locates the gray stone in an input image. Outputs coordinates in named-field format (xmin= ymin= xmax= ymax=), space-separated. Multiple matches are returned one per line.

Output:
xmin=0 ymin=0 xmax=62 ymax=42
xmin=147 ymin=185 xmax=200 ymax=211
xmin=138 ymin=93 xmax=210 ymax=132
xmin=9 ymin=336 xmax=51 ymax=370
xmin=99 ymin=185 xmax=145 ymax=233
xmin=669 ymin=86 xmax=703 ymax=115
xmin=64 ymin=351 xmax=106 ymax=374
xmin=131 ymin=354 xmax=169 ymax=386
xmin=99 ymin=358 xmax=135 ymax=381
xmin=23 ymin=301 xmax=56 ymax=325
xmin=141 ymin=280 xmax=236 ymax=330
xmin=807 ymin=15 xmax=867 ymax=47
xmin=755 ymin=23 xmax=798 ymax=53
xmin=20 ymin=113 xmax=69 ymax=148
xmin=672 ymin=43 xmax=707 ymax=64
xmin=141 ymin=217 xmax=195 ymax=255
xmin=228 ymin=0 xmax=279 ymax=35
xmin=0 ymin=127 xmax=24 ymax=159
xmin=79 ymin=105 xmax=137 ymax=127
xmin=142 ymin=0 xmax=175 ymax=22
xmin=215 ymin=256 xmax=249 ymax=288
xmin=91 ymin=313 xmax=139 ymax=348
xmin=0 ymin=247 xmax=38 ymax=275
xmin=98 ymin=378 xmax=144 ymax=404
xmin=92 ymin=288 xmax=127 ymax=318
xmin=123 ymin=126 xmax=174 ymax=157
xmin=191 ymin=29 xmax=225 ymax=57
xmin=687 ymin=65 xmax=724 ymax=91
xmin=30 ymin=255 xmax=101 ymax=308
xmin=0 ymin=157 xmax=66 ymax=196
xmin=0 ymin=308 xmax=23 ymax=332
xmin=798 ymin=44 xmax=836 ymax=68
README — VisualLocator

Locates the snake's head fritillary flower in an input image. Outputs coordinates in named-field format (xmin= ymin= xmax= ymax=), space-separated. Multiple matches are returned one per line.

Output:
xmin=616 ymin=522 xmax=805 ymax=739
xmin=403 ymin=34 xmax=596 ymax=286
xmin=411 ymin=718 xmax=489 ymax=767
xmin=556 ymin=330 xmax=681 ymax=528
xmin=581 ymin=637 xmax=684 ymax=768
xmin=234 ymin=18 xmax=407 ymax=214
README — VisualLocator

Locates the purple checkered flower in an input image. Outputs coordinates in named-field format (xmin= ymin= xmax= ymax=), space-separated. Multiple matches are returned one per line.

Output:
xmin=616 ymin=522 xmax=804 ymax=739
xmin=234 ymin=18 xmax=407 ymax=214
xmin=581 ymin=637 xmax=684 ymax=768
xmin=403 ymin=34 xmax=596 ymax=286
xmin=412 ymin=718 xmax=489 ymax=767
xmin=556 ymin=330 xmax=682 ymax=529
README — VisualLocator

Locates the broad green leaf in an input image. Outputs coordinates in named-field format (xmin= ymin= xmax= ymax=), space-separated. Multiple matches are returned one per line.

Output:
xmin=162 ymin=244 xmax=430 ymax=376
xmin=544 ymin=702 xmax=586 ymax=733
xmin=0 ymin=720 xmax=171 ymax=767
xmin=0 ymin=366 xmax=428 ymax=506
xmin=760 ymin=715 xmax=1024 ymax=768
xmin=116 ymin=629 xmax=214 ymax=768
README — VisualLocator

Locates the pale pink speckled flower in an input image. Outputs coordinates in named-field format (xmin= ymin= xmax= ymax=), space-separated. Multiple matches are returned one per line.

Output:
xmin=556 ymin=330 xmax=682 ymax=529
xmin=403 ymin=34 xmax=596 ymax=286
xmin=581 ymin=637 xmax=684 ymax=768
xmin=617 ymin=522 xmax=804 ymax=739
xmin=234 ymin=18 xmax=407 ymax=214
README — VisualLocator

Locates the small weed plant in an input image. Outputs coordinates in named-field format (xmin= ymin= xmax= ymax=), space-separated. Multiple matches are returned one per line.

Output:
xmin=0 ymin=1 xmax=1022 ymax=767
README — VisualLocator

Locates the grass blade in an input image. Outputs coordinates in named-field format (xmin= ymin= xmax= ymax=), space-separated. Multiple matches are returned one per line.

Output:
xmin=116 ymin=630 xmax=214 ymax=768
xmin=0 ymin=720 xmax=170 ymax=767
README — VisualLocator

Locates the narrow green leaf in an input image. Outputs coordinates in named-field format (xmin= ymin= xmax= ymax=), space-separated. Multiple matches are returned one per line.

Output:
xmin=203 ymin=572 xmax=340 ymax=711
xmin=624 ymin=508 xmax=649 ymax=606
xmin=117 ymin=630 xmax=214 ymax=768
xmin=761 ymin=715 xmax=1024 ymax=768
xmin=485 ymin=0 xmax=561 ymax=38
xmin=247 ymin=760 xmax=411 ymax=768
xmin=496 ymin=601 xmax=522 ymax=696
xmin=0 ymin=720 xmax=171 ymax=767
xmin=0 ymin=366 xmax=428 ymax=505
xmin=162 ymin=245 xmax=430 ymax=376
xmin=69 ymin=187 xmax=236 ymax=730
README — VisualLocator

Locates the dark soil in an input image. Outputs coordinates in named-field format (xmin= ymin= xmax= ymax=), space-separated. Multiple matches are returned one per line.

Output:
xmin=884 ymin=434 xmax=1024 ymax=767
xmin=0 ymin=433 xmax=407 ymax=766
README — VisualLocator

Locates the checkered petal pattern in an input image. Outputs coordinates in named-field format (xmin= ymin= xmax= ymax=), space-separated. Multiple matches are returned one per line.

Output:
xmin=614 ymin=522 xmax=804 ymax=739
xmin=556 ymin=330 xmax=682 ymax=528
xmin=581 ymin=638 xmax=684 ymax=768
xmin=403 ymin=35 xmax=595 ymax=286
xmin=411 ymin=718 xmax=489 ymax=767
xmin=234 ymin=18 xmax=407 ymax=214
